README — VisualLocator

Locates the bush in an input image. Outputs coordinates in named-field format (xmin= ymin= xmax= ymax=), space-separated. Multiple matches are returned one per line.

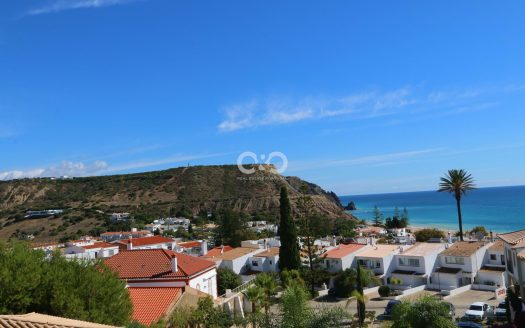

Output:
xmin=216 ymin=268 xmax=241 ymax=295
xmin=378 ymin=285 xmax=391 ymax=297
xmin=414 ymin=228 xmax=445 ymax=242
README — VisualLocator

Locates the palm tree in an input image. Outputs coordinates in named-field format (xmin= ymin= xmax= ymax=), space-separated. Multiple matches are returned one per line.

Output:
xmin=245 ymin=286 xmax=265 ymax=327
xmin=254 ymin=273 xmax=278 ymax=317
xmin=438 ymin=169 xmax=476 ymax=241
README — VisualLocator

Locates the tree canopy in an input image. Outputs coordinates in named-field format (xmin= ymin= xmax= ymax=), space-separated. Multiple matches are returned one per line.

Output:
xmin=391 ymin=296 xmax=456 ymax=328
xmin=278 ymin=187 xmax=301 ymax=271
xmin=0 ymin=241 xmax=131 ymax=326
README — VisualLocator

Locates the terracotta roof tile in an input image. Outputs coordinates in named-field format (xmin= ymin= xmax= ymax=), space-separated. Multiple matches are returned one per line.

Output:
xmin=440 ymin=241 xmax=486 ymax=257
xmin=114 ymin=236 xmax=175 ymax=247
xmin=128 ymin=287 xmax=182 ymax=325
xmin=399 ymin=242 xmax=445 ymax=256
xmin=488 ymin=240 xmax=504 ymax=251
xmin=178 ymin=241 xmax=201 ymax=248
xmin=324 ymin=244 xmax=367 ymax=259
xmin=82 ymin=242 xmax=117 ymax=250
xmin=252 ymin=247 xmax=279 ymax=258
xmin=104 ymin=249 xmax=215 ymax=279
xmin=207 ymin=247 xmax=261 ymax=260
xmin=204 ymin=246 xmax=234 ymax=257
xmin=0 ymin=313 xmax=119 ymax=328
xmin=498 ymin=229 xmax=525 ymax=245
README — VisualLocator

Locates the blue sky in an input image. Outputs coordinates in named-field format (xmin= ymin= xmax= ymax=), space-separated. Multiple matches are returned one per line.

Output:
xmin=1 ymin=0 xmax=525 ymax=195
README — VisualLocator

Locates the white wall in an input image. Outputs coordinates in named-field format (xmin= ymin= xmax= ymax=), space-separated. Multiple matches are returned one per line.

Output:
xmin=189 ymin=268 xmax=218 ymax=298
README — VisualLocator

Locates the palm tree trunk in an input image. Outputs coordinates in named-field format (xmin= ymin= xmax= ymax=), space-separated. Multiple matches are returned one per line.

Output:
xmin=456 ymin=196 xmax=464 ymax=241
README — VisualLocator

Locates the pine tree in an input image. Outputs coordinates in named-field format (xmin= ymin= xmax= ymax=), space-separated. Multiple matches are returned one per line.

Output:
xmin=278 ymin=186 xmax=301 ymax=271
xmin=372 ymin=205 xmax=383 ymax=227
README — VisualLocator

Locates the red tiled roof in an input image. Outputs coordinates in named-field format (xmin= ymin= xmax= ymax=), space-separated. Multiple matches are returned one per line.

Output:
xmin=128 ymin=287 xmax=182 ymax=325
xmin=104 ymin=249 xmax=215 ymax=279
xmin=205 ymin=246 xmax=234 ymax=257
xmin=324 ymin=244 xmax=366 ymax=259
xmin=82 ymin=242 xmax=117 ymax=250
xmin=178 ymin=241 xmax=201 ymax=248
xmin=114 ymin=236 xmax=175 ymax=247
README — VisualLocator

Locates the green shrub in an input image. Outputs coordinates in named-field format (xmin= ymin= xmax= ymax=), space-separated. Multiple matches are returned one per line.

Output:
xmin=378 ymin=285 xmax=390 ymax=297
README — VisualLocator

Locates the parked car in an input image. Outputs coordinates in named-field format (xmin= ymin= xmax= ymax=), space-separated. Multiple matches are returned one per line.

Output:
xmin=383 ymin=300 xmax=401 ymax=318
xmin=494 ymin=300 xmax=507 ymax=321
xmin=456 ymin=322 xmax=482 ymax=328
xmin=464 ymin=302 xmax=492 ymax=321
xmin=443 ymin=302 xmax=455 ymax=318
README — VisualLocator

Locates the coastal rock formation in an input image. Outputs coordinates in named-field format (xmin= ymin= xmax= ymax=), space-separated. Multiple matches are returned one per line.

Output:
xmin=344 ymin=201 xmax=357 ymax=211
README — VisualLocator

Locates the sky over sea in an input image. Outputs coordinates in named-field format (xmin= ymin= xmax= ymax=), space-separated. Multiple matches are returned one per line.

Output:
xmin=1 ymin=1 xmax=525 ymax=194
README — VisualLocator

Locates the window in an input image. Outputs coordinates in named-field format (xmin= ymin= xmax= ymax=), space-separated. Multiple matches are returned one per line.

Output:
xmin=399 ymin=258 xmax=419 ymax=267
xmin=251 ymin=261 xmax=259 ymax=267
xmin=375 ymin=261 xmax=381 ymax=268
xmin=490 ymin=254 xmax=497 ymax=261
xmin=445 ymin=257 xmax=465 ymax=265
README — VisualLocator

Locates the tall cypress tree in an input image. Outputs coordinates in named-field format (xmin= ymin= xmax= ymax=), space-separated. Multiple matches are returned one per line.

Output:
xmin=278 ymin=186 xmax=301 ymax=271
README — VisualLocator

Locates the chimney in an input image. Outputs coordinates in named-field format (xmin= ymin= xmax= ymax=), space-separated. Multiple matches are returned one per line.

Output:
xmin=490 ymin=231 xmax=494 ymax=242
xmin=171 ymin=255 xmax=178 ymax=272
xmin=200 ymin=240 xmax=208 ymax=256
xmin=127 ymin=236 xmax=133 ymax=250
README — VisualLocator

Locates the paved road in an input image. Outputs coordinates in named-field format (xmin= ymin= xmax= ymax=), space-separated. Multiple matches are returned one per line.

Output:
xmin=310 ymin=289 xmax=500 ymax=326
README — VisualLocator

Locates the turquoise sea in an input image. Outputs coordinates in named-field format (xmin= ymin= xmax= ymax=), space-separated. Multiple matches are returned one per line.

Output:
xmin=339 ymin=185 xmax=525 ymax=233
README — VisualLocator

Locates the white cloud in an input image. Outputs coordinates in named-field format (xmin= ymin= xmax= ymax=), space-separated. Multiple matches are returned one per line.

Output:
xmin=0 ymin=152 xmax=231 ymax=181
xmin=218 ymin=83 xmax=524 ymax=132
xmin=26 ymin=0 xmax=139 ymax=16
xmin=218 ymin=88 xmax=417 ymax=132
xmin=218 ymin=88 xmax=415 ymax=132
xmin=286 ymin=148 xmax=445 ymax=173
xmin=0 ymin=160 xmax=108 ymax=180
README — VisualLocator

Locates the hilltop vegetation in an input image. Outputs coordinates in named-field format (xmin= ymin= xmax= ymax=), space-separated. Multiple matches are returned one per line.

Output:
xmin=0 ymin=165 xmax=352 ymax=241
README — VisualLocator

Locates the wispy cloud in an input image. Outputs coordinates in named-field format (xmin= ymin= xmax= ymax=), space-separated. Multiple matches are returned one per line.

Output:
xmin=287 ymin=148 xmax=446 ymax=173
xmin=0 ymin=152 xmax=230 ymax=181
xmin=26 ymin=0 xmax=139 ymax=16
xmin=218 ymin=88 xmax=412 ymax=132
xmin=218 ymin=83 xmax=524 ymax=132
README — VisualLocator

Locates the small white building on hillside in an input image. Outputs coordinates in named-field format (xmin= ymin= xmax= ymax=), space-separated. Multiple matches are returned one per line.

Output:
xmin=248 ymin=247 xmax=279 ymax=272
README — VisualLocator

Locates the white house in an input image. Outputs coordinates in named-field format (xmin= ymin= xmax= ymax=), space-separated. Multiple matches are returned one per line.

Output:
xmin=429 ymin=241 xmax=495 ymax=290
xmin=248 ymin=247 xmax=279 ymax=272
xmin=241 ymin=238 xmax=281 ymax=249
xmin=100 ymin=230 xmax=152 ymax=242
xmin=322 ymin=243 xmax=370 ymax=273
xmin=63 ymin=241 xmax=120 ymax=260
xmin=176 ymin=240 xmax=208 ymax=256
xmin=246 ymin=221 xmax=278 ymax=234
xmin=355 ymin=244 xmax=406 ymax=283
xmin=112 ymin=236 xmax=176 ymax=250
xmin=203 ymin=247 xmax=265 ymax=274
xmin=110 ymin=213 xmax=131 ymax=222
xmin=389 ymin=242 xmax=446 ymax=288
xmin=104 ymin=248 xmax=218 ymax=298
xmin=498 ymin=229 xmax=525 ymax=297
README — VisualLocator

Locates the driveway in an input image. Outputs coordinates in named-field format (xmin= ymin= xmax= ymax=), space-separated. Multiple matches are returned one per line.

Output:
xmin=445 ymin=289 xmax=499 ymax=318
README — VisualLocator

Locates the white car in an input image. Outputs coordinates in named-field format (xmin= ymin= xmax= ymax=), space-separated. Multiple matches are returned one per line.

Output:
xmin=465 ymin=302 xmax=491 ymax=321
